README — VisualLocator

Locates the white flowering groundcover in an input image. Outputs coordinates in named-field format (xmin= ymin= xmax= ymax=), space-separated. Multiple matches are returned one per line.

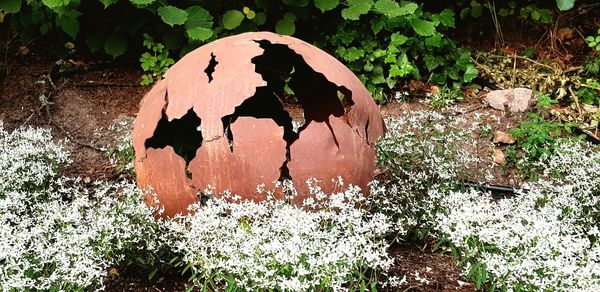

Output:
xmin=1 ymin=113 xmax=599 ymax=291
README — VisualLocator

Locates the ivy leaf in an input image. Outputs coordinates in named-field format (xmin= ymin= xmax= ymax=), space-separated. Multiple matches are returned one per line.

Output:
xmin=99 ymin=0 xmax=117 ymax=8
xmin=438 ymin=9 xmax=455 ymax=28
xmin=314 ymin=0 xmax=339 ymax=12
xmin=341 ymin=0 xmax=373 ymax=21
xmin=371 ymin=18 xmax=384 ymax=34
xmin=222 ymin=10 xmax=244 ymax=30
xmin=59 ymin=15 xmax=79 ymax=39
xmin=104 ymin=32 xmax=127 ymax=58
xmin=556 ymin=0 xmax=575 ymax=11
xmin=344 ymin=47 xmax=364 ymax=62
xmin=129 ymin=0 xmax=156 ymax=5
xmin=411 ymin=19 xmax=435 ymax=36
xmin=424 ymin=55 xmax=442 ymax=71
xmin=425 ymin=34 xmax=442 ymax=47
xmin=158 ymin=6 xmax=187 ymax=27
xmin=186 ymin=27 xmax=213 ymax=41
xmin=275 ymin=18 xmax=295 ymax=35
xmin=185 ymin=6 xmax=213 ymax=29
xmin=0 ymin=0 xmax=21 ymax=13
xmin=463 ymin=64 xmax=478 ymax=82
xmin=390 ymin=33 xmax=408 ymax=46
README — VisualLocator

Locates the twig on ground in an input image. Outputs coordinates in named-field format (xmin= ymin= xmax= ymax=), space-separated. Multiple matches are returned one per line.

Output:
xmin=74 ymin=80 xmax=143 ymax=87
xmin=49 ymin=118 xmax=105 ymax=152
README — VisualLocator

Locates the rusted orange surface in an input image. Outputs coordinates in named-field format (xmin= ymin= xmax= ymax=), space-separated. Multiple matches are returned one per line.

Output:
xmin=132 ymin=32 xmax=385 ymax=218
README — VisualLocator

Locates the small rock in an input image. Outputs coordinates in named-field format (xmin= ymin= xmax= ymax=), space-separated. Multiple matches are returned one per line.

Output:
xmin=492 ymin=130 xmax=516 ymax=144
xmin=492 ymin=148 xmax=506 ymax=164
xmin=83 ymin=176 xmax=92 ymax=184
xmin=485 ymin=88 xmax=534 ymax=112
xmin=457 ymin=280 xmax=469 ymax=287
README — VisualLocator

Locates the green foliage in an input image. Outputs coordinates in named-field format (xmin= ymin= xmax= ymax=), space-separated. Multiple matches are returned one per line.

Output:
xmin=536 ymin=93 xmax=558 ymax=109
xmin=577 ymin=80 xmax=600 ymax=106
xmin=222 ymin=10 xmax=244 ymax=30
xmin=428 ymin=86 xmax=465 ymax=108
xmin=323 ymin=3 xmax=476 ymax=102
xmin=586 ymin=28 xmax=600 ymax=51
xmin=556 ymin=0 xmax=575 ymax=11
xmin=509 ymin=113 xmax=579 ymax=161
xmin=0 ymin=0 xmax=22 ymax=14
xmin=157 ymin=6 xmax=187 ymax=27
xmin=4 ymin=0 xmax=480 ymax=102
xmin=139 ymin=34 xmax=174 ymax=85
xmin=520 ymin=4 xmax=553 ymax=24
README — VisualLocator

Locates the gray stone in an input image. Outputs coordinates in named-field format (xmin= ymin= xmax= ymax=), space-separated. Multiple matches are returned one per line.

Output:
xmin=485 ymin=88 xmax=535 ymax=112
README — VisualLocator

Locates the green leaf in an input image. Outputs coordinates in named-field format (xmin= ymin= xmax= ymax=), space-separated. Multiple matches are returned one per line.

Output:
xmin=0 ymin=0 xmax=21 ymax=13
xmin=424 ymin=55 xmax=442 ymax=71
xmin=371 ymin=18 xmax=384 ymax=34
xmin=275 ymin=18 xmax=295 ymax=35
xmin=185 ymin=6 xmax=213 ymax=29
xmin=283 ymin=12 xmax=297 ymax=21
xmin=438 ymin=9 xmax=455 ymax=28
xmin=158 ymin=6 xmax=187 ymax=27
xmin=99 ymin=0 xmax=117 ymax=8
xmin=397 ymin=3 xmax=418 ymax=16
xmin=314 ymin=0 xmax=339 ymax=12
xmin=222 ymin=10 xmax=244 ymax=30
xmin=59 ymin=15 xmax=79 ymax=39
xmin=411 ymin=19 xmax=435 ymax=36
xmin=556 ymin=0 xmax=575 ymax=11
xmin=470 ymin=2 xmax=483 ymax=18
xmin=42 ymin=0 xmax=66 ymax=9
xmin=460 ymin=7 xmax=470 ymax=19
xmin=254 ymin=12 xmax=267 ymax=25
xmin=390 ymin=33 xmax=408 ymax=46
xmin=374 ymin=0 xmax=399 ymax=17
xmin=129 ymin=0 xmax=155 ymax=5
xmin=341 ymin=0 xmax=373 ymax=21
xmin=186 ymin=27 xmax=213 ymax=41
xmin=104 ymin=32 xmax=127 ymax=58
xmin=344 ymin=47 xmax=364 ymax=62
xmin=425 ymin=34 xmax=442 ymax=47
xmin=86 ymin=33 xmax=106 ymax=53
xmin=463 ymin=64 xmax=478 ymax=82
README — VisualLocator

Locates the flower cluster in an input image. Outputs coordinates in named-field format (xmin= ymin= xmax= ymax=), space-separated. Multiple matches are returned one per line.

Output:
xmin=0 ymin=123 xmax=162 ymax=291
xmin=434 ymin=141 xmax=600 ymax=290
xmin=164 ymin=181 xmax=394 ymax=291
xmin=372 ymin=111 xmax=492 ymax=235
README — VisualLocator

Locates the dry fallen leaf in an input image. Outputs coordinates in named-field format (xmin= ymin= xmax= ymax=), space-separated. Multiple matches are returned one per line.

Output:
xmin=493 ymin=130 xmax=516 ymax=144
xmin=493 ymin=148 xmax=506 ymax=165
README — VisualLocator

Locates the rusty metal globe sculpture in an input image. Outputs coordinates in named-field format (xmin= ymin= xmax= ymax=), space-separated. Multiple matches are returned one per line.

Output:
xmin=132 ymin=32 xmax=385 ymax=217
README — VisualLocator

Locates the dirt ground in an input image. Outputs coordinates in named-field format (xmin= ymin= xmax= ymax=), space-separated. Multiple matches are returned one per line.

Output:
xmin=1 ymin=50 xmax=531 ymax=291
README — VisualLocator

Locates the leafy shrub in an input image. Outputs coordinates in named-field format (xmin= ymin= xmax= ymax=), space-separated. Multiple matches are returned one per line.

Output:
xmin=1 ymin=0 xmax=479 ymax=101
xmin=320 ymin=4 xmax=477 ymax=102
